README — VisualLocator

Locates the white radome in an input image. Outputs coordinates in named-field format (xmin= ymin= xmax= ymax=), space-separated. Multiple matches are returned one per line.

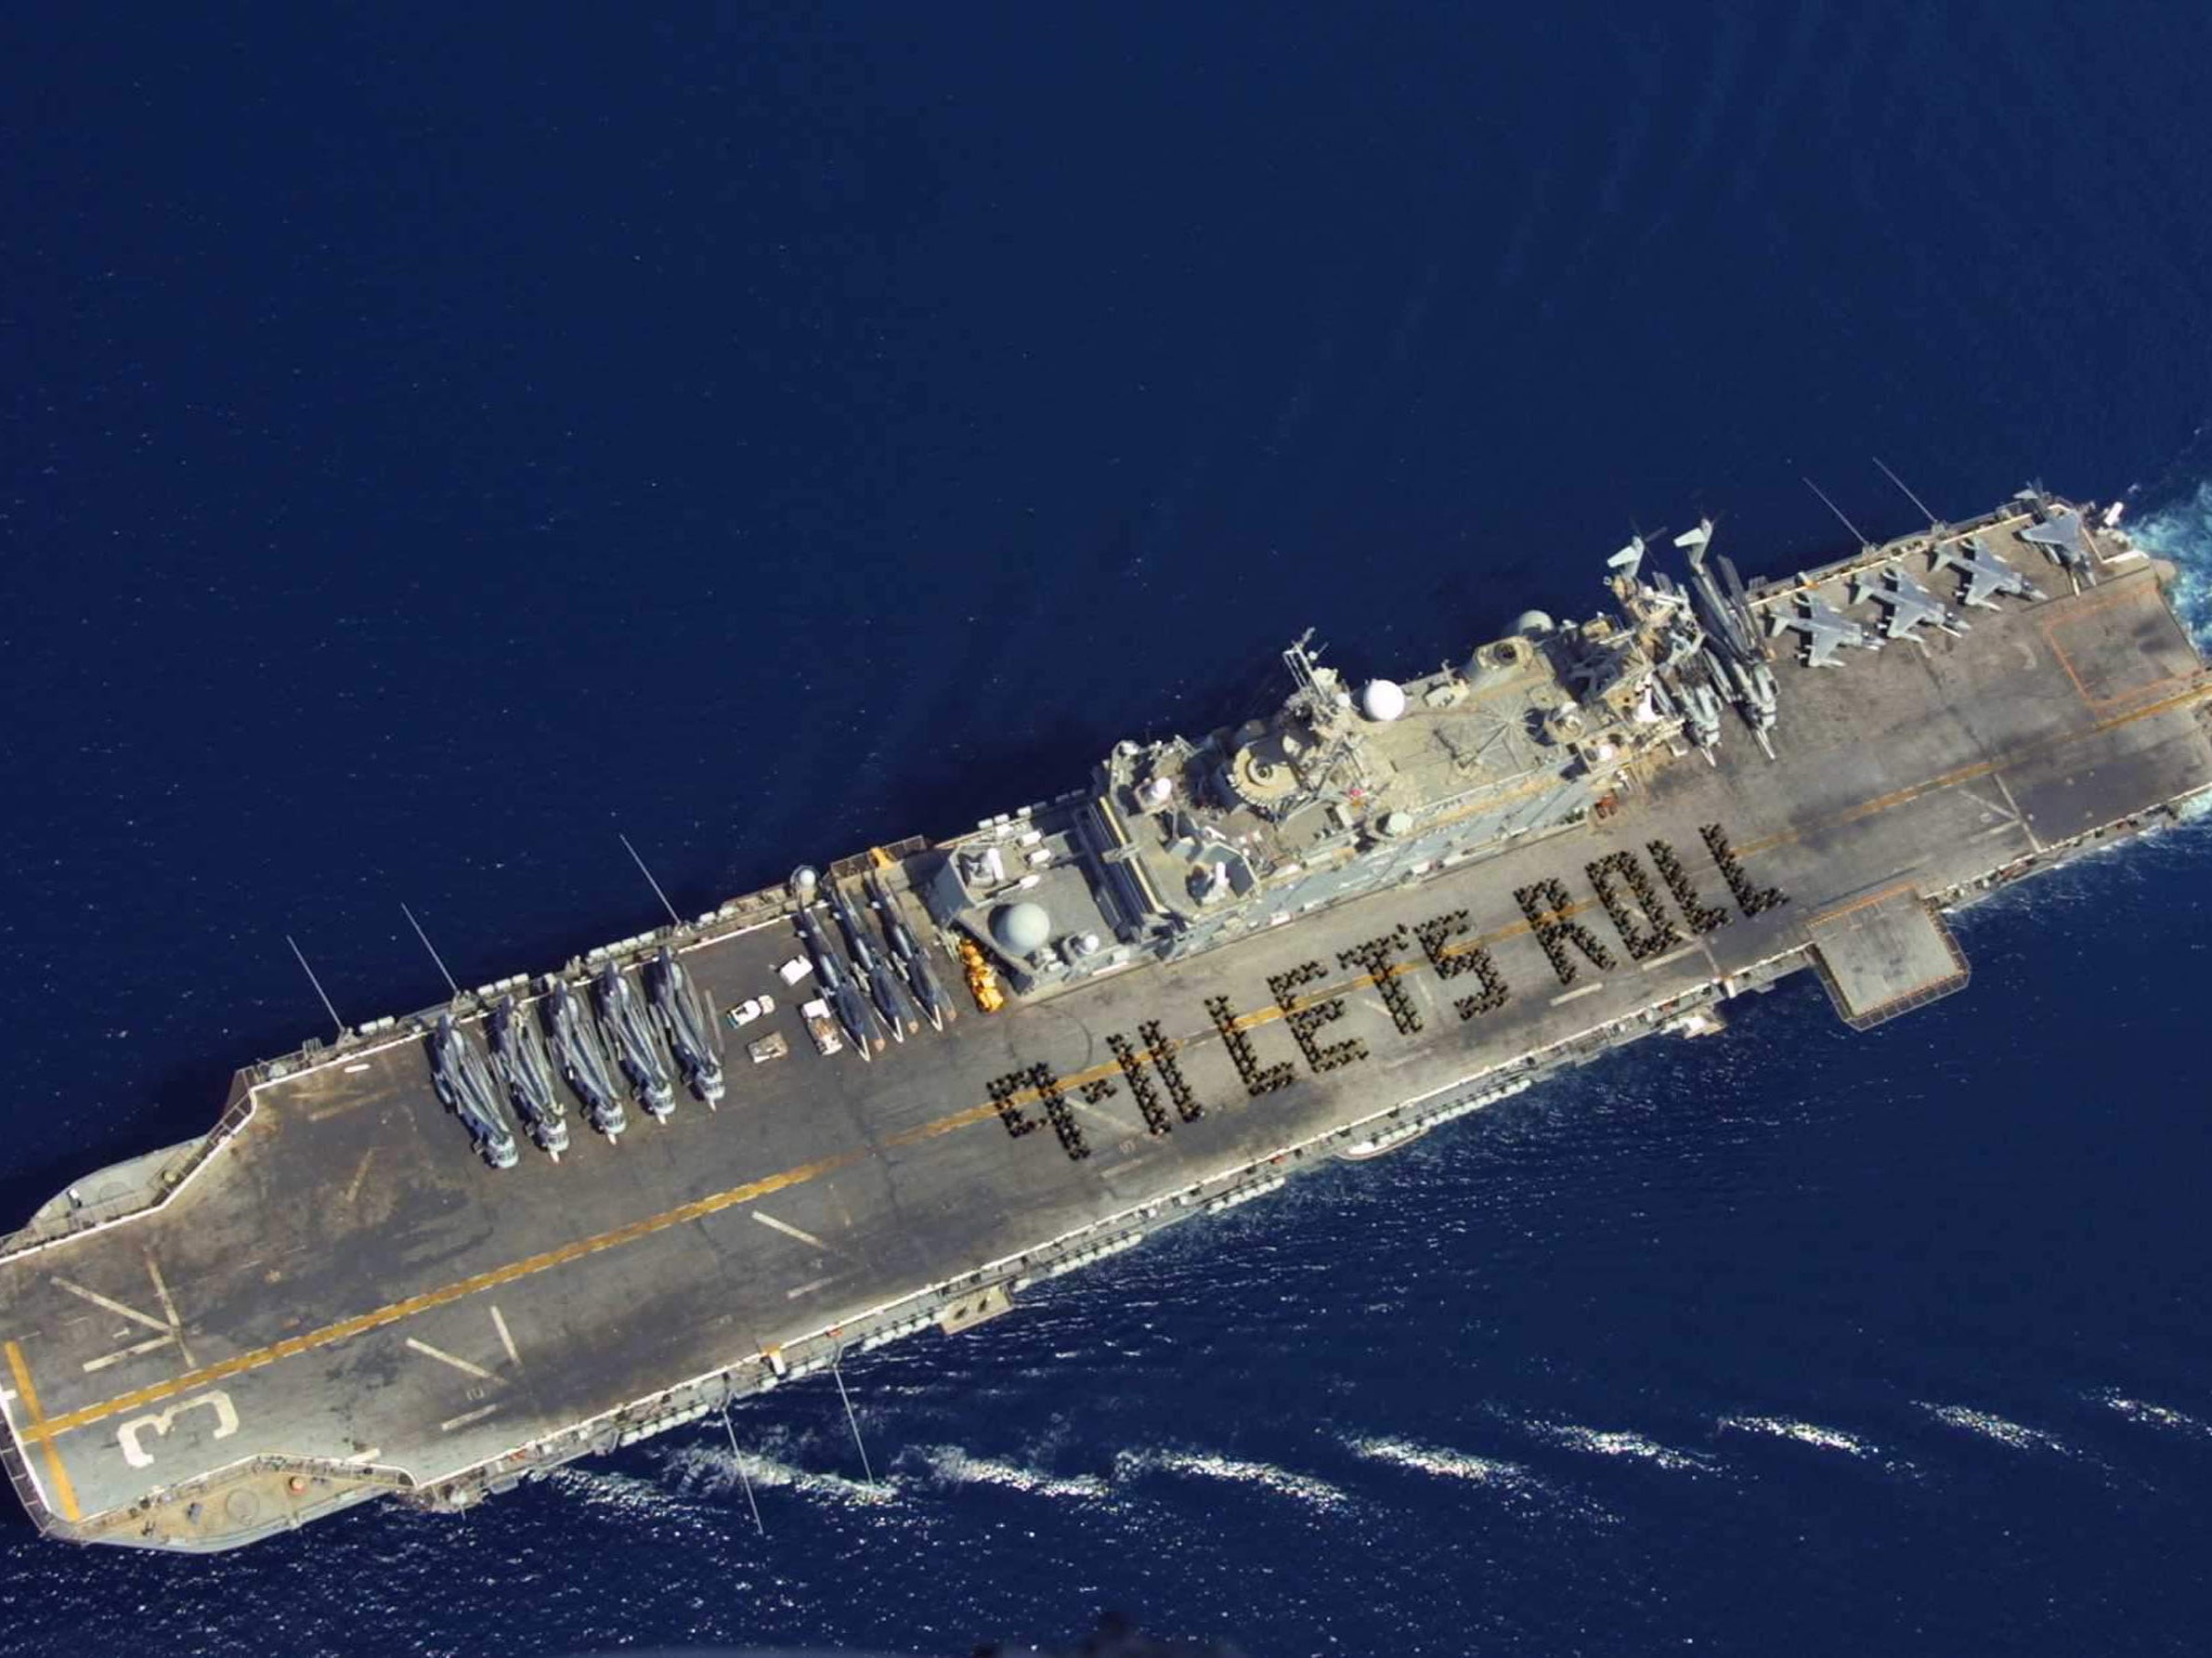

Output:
xmin=1360 ymin=679 xmax=1407 ymax=722
xmin=992 ymin=900 xmax=1053 ymax=956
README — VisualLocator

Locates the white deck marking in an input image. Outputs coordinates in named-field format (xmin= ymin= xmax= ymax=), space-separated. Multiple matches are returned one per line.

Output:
xmin=1640 ymin=946 xmax=1699 ymax=973
xmin=118 ymin=1390 xmax=238 ymax=1469
xmin=343 ymin=1446 xmax=384 ymax=1464
xmin=341 ymin=1149 xmax=377 ymax=1206
xmin=1550 ymin=982 xmax=1607 ymax=1005
xmin=488 ymin=1305 xmax=520 ymax=1368
xmin=785 ymin=1274 xmax=839 ymax=1299
xmin=438 ymin=1403 xmax=501 ymax=1433
xmin=83 ymin=1333 xmax=177 ymax=1374
xmin=751 ymin=1211 xmax=832 ymax=1251
xmin=404 ymin=1338 xmax=497 ymax=1381
xmin=144 ymin=1252 xmax=194 ymax=1369
xmin=1990 ymin=770 xmax=2041 ymax=850
xmin=51 ymin=1276 xmax=167 ymax=1334
xmin=1069 ymin=1096 xmax=1120 ymax=1129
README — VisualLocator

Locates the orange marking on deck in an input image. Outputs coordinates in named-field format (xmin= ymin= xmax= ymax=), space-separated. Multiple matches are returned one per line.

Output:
xmin=2040 ymin=584 xmax=2195 ymax=712
xmin=1804 ymin=880 xmax=1922 ymax=931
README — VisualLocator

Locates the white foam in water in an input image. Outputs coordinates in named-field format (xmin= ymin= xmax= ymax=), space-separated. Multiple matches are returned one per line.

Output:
xmin=906 ymin=1443 xmax=1110 ymax=1502
xmin=2125 ymin=478 xmax=2212 ymax=647
xmin=537 ymin=1466 xmax=732 ymax=1546
xmin=1346 ymin=1434 xmax=1541 ymax=1491
xmin=1335 ymin=1425 xmax=1548 ymax=1496
xmin=1917 ymin=1402 xmax=2080 ymax=1460
xmin=544 ymin=1465 xmax=685 ymax=1516
xmin=1519 ymin=1419 xmax=1719 ymax=1475
xmin=2097 ymin=1391 xmax=2212 ymax=1443
xmin=1115 ymin=1447 xmax=1352 ymax=1511
xmin=655 ymin=1437 xmax=899 ymax=1505
xmin=1345 ymin=1434 xmax=1618 ymax=1525
xmin=1718 ymin=1415 xmax=1883 ymax=1460
xmin=1716 ymin=1414 xmax=1921 ymax=1479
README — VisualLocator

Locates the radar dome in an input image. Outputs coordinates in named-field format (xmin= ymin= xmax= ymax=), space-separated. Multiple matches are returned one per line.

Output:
xmin=991 ymin=900 xmax=1053 ymax=956
xmin=1359 ymin=679 xmax=1407 ymax=722
xmin=1512 ymin=609 xmax=1555 ymax=637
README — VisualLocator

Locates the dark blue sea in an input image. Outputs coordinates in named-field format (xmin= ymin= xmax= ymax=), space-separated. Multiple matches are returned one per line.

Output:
xmin=5 ymin=7 xmax=2212 ymax=1654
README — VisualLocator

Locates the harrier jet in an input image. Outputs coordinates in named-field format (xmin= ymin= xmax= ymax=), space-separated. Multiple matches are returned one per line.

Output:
xmin=2018 ymin=506 xmax=2098 ymax=583
xmin=1769 ymin=593 xmax=1880 ymax=668
xmin=1934 ymin=536 xmax=2043 ymax=610
xmin=829 ymin=880 xmax=917 ymax=1042
xmin=1850 ymin=564 xmax=1958 ymax=644
xmin=795 ymin=901 xmax=884 ymax=1060
xmin=867 ymin=867 xmax=952 ymax=1032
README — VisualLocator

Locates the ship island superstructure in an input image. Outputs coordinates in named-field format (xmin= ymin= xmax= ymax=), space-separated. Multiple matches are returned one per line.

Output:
xmin=3 ymin=486 xmax=2208 ymax=1551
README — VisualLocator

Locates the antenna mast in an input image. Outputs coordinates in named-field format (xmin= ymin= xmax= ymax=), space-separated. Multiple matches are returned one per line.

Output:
xmin=286 ymin=934 xmax=345 ymax=1038
xmin=401 ymin=903 xmax=461 ymax=998
xmin=1281 ymin=628 xmax=1326 ymax=704
xmin=620 ymin=832 xmax=683 ymax=927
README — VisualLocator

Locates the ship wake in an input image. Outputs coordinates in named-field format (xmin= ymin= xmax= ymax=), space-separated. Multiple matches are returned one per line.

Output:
xmin=2127 ymin=477 xmax=2212 ymax=648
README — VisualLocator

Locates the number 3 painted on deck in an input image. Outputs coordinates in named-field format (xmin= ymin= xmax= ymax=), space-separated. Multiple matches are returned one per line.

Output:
xmin=117 ymin=1390 xmax=240 ymax=1469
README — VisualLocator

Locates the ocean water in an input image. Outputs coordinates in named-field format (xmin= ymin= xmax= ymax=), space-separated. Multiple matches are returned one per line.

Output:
xmin=4 ymin=6 xmax=2211 ymax=1654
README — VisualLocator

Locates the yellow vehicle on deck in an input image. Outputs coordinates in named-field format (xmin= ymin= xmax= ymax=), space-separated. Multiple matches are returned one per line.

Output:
xmin=956 ymin=935 xmax=1005 ymax=1012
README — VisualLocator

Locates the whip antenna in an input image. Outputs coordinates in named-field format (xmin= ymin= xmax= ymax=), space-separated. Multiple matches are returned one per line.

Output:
xmin=721 ymin=1405 xmax=766 ymax=1535
xmin=286 ymin=934 xmax=345 ymax=1037
xmin=1802 ymin=476 xmax=1870 ymax=548
xmin=832 ymin=1351 xmax=878 ymax=1489
xmin=620 ymin=832 xmax=683 ymax=927
xmin=401 ymin=903 xmax=461 ymax=998
xmin=1871 ymin=455 xmax=1940 ymax=524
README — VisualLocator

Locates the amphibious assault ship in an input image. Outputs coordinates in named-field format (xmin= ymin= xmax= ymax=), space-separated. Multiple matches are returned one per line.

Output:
xmin=5 ymin=487 xmax=2208 ymax=1552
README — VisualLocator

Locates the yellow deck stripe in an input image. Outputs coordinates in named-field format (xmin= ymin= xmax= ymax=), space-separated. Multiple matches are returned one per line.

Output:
xmin=5 ymin=1342 xmax=79 ymax=1522
xmin=22 ymin=668 xmax=2212 ymax=1456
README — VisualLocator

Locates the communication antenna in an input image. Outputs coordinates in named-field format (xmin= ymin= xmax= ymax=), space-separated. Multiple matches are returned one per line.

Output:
xmin=1281 ymin=628 xmax=1327 ymax=705
xmin=1802 ymin=476 xmax=1871 ymax=548
xmin=620 ymin=832 xmax=683 ymax=927
xmin=720 ymin=1405 xmax=766 ymax=1535
xmin=401 ymin=903 xmax=461 ymax=998
xmin=286 ymin=934 xmax=345 ymax=1037
xmin=1871 ymin=455 xmax=1940 ymax=524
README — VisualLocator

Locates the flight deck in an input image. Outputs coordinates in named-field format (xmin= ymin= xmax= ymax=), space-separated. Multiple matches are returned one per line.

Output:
xmin=4 ymin=495 xmax=2208 ymax=1551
